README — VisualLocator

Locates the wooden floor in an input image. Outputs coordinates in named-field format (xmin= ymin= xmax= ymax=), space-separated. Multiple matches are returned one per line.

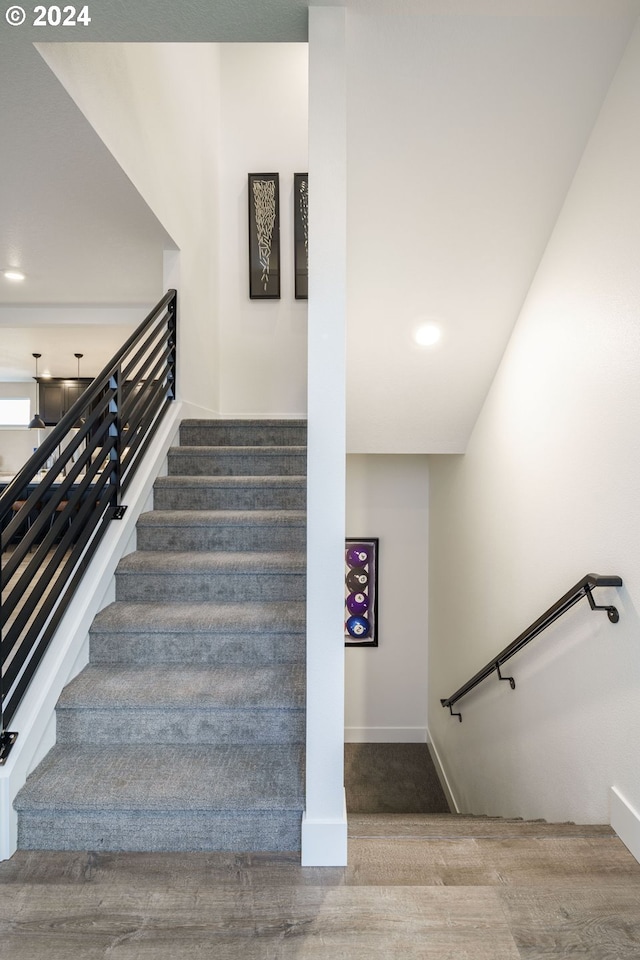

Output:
xmin=1 ymin=815 xmax=640 ymax=958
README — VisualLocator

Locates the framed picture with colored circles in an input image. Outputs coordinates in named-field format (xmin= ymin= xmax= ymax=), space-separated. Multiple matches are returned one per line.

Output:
xmin=345 ymin=538 xmax=378 ymax=647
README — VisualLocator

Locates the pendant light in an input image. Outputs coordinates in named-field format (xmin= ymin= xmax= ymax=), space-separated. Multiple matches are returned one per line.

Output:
xmin=73 ymin=353 xmax=85 ymax=429
xmin=28 ymin=353 xmax=46 ymax=430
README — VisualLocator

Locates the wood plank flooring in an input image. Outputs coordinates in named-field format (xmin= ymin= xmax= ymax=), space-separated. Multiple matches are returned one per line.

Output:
xmin=1 ymin=815 xmax=639 ymax=958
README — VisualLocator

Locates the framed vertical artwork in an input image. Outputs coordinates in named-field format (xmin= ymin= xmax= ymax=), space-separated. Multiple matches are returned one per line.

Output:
xmin=248 ymin=173 xmax=280 ymax=299
xmin=294 ymin=172 xmax=308 ymax=299
xmin=344 ymin=538 xmax=379 ymax=648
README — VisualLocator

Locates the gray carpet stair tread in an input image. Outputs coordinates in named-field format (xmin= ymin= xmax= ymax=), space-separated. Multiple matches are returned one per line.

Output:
xmin=116 ymin=551 xmax=305 ymax=574
xmin=15 ymin=744 xmax=305 ymax=812
xmin=170 ymin=446 xmax=307 ymax=456
xmin=137 ymin=509 xmax=306 ymax=528
xmin=155 ymin=475 xmax=305 ymax=488
xmin=59 ymin=664 xmax=304 ymax=709
xmin=92 ymin=601 xmax=306 ymax=634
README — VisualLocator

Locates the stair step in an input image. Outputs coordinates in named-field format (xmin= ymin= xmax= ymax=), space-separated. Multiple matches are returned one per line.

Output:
xmin=15 ymin=744 xmax=304 ymax=852
xmin=168 ymin=446 xmax=306 ymax=477
xmin=180 ymin=419 xmax=307 ymax=448
xmin=56 ymin=664 xmax=305 ymax=744
xmin=153 ymin=475 xmax=306 ymax=511
xmin=136 ymin=509 xmax=306 ymax=552
xmin=90 ymin=601 xmax=306 ymax=664
xmin=115 ymin=551 xmax=306 ymax=603
xmin=15 ymin=418 xmax=308 ymax=856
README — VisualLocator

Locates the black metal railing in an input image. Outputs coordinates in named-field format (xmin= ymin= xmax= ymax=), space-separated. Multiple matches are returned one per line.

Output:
xmin=0 ymin=289 xmax=177 ymax=762
xmin=440 ymin=573 xmax=623 ymax=721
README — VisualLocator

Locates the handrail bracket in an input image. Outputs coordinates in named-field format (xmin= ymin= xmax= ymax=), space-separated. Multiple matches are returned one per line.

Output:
xmin=440 ymin=699 xmax=462 ymax=722
xmin=496 ymin=663 xmax=515 ymax=690
xmin=585 ymin=584 xmax=619 ymax=623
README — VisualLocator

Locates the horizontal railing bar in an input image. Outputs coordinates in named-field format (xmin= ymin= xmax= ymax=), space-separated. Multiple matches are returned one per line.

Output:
xmin=122 ymin=352 xmax=168 ymax=423
xmin=122 ymin=373 xmax=167 ymax=446
xmin=1 ymin=449 xmax=111 ymax=622
xmin=1 ymin=425 xmax=114 ymax=570
xmin=121 ymin=313 xmax=168 ymax=383
xmin=122 ymin=375 xmax=169 ymax=454
xmin=2 ymin=471 xmax=113 ymax=676
xmin=121 ymin=348 xmax=172 ymax=431
xmin=2 ymin=493 xmax=115 ymax=707
xmin=1 ymin=463 xmax=112 ymax=650
xmin=440 ymin=574 xmax=623 ymax=714
xmin=120 ymin=383 xmax=168 ymax=487
xmin=0 ymin=390 xmax=115 ymax=531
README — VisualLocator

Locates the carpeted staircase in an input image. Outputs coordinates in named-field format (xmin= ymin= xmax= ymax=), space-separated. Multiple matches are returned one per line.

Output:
xmin=15 ymin=419 xmax=307 ymax=852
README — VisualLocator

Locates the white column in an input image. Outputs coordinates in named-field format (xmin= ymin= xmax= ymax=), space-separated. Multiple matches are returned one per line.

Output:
xmin=302 ymin=6 xmax=348 ymax=866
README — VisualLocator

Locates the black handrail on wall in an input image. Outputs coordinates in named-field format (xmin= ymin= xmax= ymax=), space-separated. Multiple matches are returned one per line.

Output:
xmin=440 ymin=573 xmax=623 ymax=721
xmin=0 ymin=289 xmax=177 ymax=763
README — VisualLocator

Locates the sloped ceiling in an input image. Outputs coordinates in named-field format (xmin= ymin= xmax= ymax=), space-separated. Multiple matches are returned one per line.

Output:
xmin=0 ymin=43 xmax=173 ymax=308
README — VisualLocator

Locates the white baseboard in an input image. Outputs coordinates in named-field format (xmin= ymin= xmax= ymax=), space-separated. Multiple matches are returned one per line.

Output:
xmin=301 ymin=791 xmax=348 ymax=866
xmin=611 ymin=786 xmax=640 ymax=864
xmin=344 ymin=726 xmax=427 ymax=743
xmin=426 ymin=726 xmax=460 ymax=814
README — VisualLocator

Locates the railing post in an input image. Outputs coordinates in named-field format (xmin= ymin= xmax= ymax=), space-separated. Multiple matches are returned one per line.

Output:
xmin=108 ymin=363 xmax=123 ymax=512
xmin=167 ymin=290 xmax=177 ymax=402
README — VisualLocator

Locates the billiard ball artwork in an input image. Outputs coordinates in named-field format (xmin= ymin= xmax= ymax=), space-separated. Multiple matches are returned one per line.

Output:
xmin=345 ymin=538 xmax=378 ymax=647
xmin=346 ymin=544 xmax=370 ymax=568
xmin=346 ymin=591 xmax=369 ymax=615
xmin=346 ymin=615 xmax=370 ymax=638
xmin=346 ymin=568 xmax=368 ymax=592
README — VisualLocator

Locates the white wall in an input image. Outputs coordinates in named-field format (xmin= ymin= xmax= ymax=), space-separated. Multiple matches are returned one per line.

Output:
xmin=37 ymin=43 xmax=222 ymax=415
xmin=218 ymin=44 xmax=308 ymax=417
xmin=428 ymin=18 xmax=640 ymax=827
xmin=0 ymin=383 xmax=38 ymax=475
xmin=0 ymin=311 xmax=141 ymax=382
xmin=345 ymin=455 xmax=429 ymax=742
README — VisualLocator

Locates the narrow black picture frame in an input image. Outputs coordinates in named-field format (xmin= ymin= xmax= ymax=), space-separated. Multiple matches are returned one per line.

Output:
xmin=294 ymin=172 xmax=308 ymax=300
xmin=344 ymin=538 xmax=379 ymax=648
xmin=248 ymin=173 xmax=280 ymax=299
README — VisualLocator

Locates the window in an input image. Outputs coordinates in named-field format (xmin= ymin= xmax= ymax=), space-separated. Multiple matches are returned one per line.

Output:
xmin=0 ymin=397 xmax=31 ymax=427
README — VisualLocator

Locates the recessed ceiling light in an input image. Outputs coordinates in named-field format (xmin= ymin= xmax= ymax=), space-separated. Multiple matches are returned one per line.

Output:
xmin=3 ymin=269 xmax=25 ymax=282
xmin=414 ymin=321 xmax=441 ymax=347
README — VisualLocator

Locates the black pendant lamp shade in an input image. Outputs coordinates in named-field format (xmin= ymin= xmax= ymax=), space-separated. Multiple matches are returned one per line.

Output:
xmin=28 ymin=353 xmax=46 ymax=429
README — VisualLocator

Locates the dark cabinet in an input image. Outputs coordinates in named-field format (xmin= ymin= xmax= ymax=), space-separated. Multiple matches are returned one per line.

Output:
xmin=37 ymin=378 xmax=93 ymax=426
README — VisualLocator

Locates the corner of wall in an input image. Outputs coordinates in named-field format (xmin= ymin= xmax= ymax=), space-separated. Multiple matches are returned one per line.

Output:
xmin=427 ymin=726 xmax=460 ymax=815
xmin=611 ymin=787 xmax=640 ymax=865
xmin=301 ymin=792 xmax=348 ymax=866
